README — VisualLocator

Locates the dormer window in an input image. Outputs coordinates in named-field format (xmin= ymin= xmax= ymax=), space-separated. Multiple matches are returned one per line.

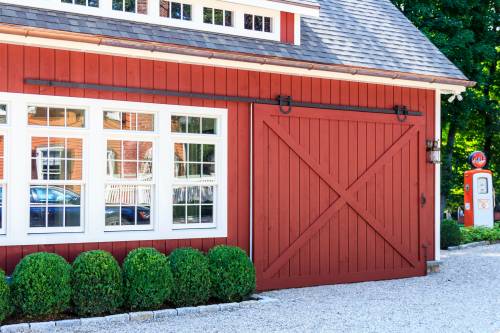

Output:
xmin=203 ymin=7 xmax=233 ymax=27
xmin=61 ymin=0 xmax=99 ymax=7
xmin=244 ymin=14 xmax=272 ymax=33
xmin=112 ymin=0 xmax=148 ymax=14
xmin=160 ymin=0 xmax=192 ymax=21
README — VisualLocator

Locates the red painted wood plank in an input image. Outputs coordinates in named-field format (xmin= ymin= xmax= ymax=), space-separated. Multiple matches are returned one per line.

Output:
xmin=98 ymin=54 xmax=113 ymax=100
xmin=84 ymin=53 xmax=99 ymax=98
xmin=24 ymin=46 xmax=40 ymax=94
xmin=7 ymin=44 xmax=23 ymax=93
xmin=0 ymin=44 xmax=6 ymax=91
xmin=299 ymin=116 xmax=311 ymax=276
xmin=280 ymin=12 xmax=288 ymax=43
xmin=288 ymin=115 xmax=300 ymax=277
xmin=55 ymin=50 xmax=70 ymax=96
xmin=286 ymin=13 xmax=295 ymax=44
xmin=318 ymin=118 xmax=330 ymax=275
xmin=39 ymin=48 xmax=55 ymax=95
xmin=140 ymin=59 xmax=154 ymax=103
xmin=153 ymin=61 xmax=167 ymax=104
xmin=278 ymin=115 xmax=290 ymax=278
xmin=69 ymin=51 xmax=85 ymax=97
xmin=112 ymin=56 xmax=127 ymax=100
xmin=126 ymin=57 xmax=140 ymax=101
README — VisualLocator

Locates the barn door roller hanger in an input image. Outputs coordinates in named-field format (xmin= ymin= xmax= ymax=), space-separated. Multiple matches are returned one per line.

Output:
xmin=25 ymin=79 xmax=421 ymax=120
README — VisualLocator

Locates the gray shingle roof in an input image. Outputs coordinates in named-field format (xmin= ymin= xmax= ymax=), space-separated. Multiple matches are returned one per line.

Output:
xmin=0 ymin=0 xmax=468 ymax=82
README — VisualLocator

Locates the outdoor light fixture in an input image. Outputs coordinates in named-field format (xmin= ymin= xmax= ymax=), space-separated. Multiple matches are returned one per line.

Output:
xmin=448 ymin=93 xmax=463 ymax=103
xmin=426 ymin=139 xmax=441 ymax=164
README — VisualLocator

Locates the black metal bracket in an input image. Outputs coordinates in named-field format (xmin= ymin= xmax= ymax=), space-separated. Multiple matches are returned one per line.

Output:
xmin=394 ymin=105 xmax=409 ymax=122
xmin=278 ymin=95 xmax=293 ymax=114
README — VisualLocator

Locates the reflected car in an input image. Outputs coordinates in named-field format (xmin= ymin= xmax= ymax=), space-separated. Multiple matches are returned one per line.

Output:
xmin=30 ymin=186 xmax=150 ymax=227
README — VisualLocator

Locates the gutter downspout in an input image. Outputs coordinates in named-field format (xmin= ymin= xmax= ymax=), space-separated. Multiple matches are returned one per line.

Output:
xmin=249 ymin=103 xmax=254 ymax=262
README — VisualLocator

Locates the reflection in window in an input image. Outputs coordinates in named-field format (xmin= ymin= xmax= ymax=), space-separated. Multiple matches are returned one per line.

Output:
xmin=29 ymin=185 xmax=82 ymax=228
xmin=174 ymin=143 xmax=215 ymax=179
xmin=106 ymin=139 xmax=153 ymax=227
xmin=203 ymin=7 xmax=233 ymax=27
xmin=61 ymin=0 xmax=99 ymax=7
xmin=28 ymin=106 xmax=85 ymax=128
xmin=103 ymin=111 xmax=154 ymax=131
xmin=173 ymin=185 xmax=214 ymax=224
xmin=159 ymin=0 xmax=192 ymax=20
xmin=31 ymin=137 xmax=83 ymax=181
xmin=112 ymin=0 xmax=148 ymax=13
xmin=244 ymin=14 xmax=272 ymax=32
xmin=0 ymin=104 xmax=7 ymax=124
xmin=171 ymin=115 xmax=217 ymax=134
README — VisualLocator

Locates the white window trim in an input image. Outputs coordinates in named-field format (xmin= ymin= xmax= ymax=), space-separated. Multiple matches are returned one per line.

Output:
xmin=0 ymin=92 xmax=228 ymax=246
xmin=0 ymin=0 xmax=281 ymax=42
xmin=0 ymin=101 xmax=9 ymax=235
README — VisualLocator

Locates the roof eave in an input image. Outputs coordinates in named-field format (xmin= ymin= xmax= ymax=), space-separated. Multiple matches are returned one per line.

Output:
xmin=0 ymin=23 xmax=475 ymax=89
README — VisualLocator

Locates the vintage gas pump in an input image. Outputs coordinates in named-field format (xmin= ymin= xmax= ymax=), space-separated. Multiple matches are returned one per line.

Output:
xmin=464 ymin=151 xmax=494 ymax=227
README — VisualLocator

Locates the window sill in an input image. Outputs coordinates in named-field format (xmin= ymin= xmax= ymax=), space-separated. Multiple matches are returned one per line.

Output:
xmin=28 ymin=227 xmax=84 ymax=234
xmin=104 ymin=225 xmax=154 ymax=232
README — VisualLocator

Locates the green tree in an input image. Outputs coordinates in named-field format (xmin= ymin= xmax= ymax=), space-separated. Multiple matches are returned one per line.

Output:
xmin=391 ymin=0 xmax=499 ymax=213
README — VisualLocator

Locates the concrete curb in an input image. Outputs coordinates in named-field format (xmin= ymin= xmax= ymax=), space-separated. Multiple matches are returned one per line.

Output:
xmin=0 ymin=295 xmax=277 ymax=332
xmin=448 ymin=241 xmax=490 ymax=251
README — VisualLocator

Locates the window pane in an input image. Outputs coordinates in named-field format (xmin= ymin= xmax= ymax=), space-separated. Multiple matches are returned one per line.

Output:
xmin=121 ymin=206 xmax=135 ymax=225
xmin=159 ymin=0 xmax=169 ymax=17
xmin=66 ymin=109 xmax=85 ymax=127
xmin=137 ymin=206 xmax=150 ymax=225
xmin=188 ymin=144 xmax=201 ymax=162
xmin=123 ymin=161 xmax=137 ymax=179
xmin=201 ymin=206 xmax=213 ymax=223
xmin=264 ymin=17 xmax=272 ymax=32
xmin=123 ymin=141 xmax=138 ymax=160
xmin=186 ymin=186 xmax=200 ymax=204
xmin=171 ymin=2 xmax=181 ymax=19
xmin=0 ymin=104 xmax=7 ymax=124
xmin=65 ymin=185 xmax=81 ymax=205
xmin=122 ymin=112 xmax=137 ymax=131
xmin=66 ymin=159 xmax=82 ymax=180
xmin=137 ymin=0 xmax=147 ymax=14
xmin=172 ymin=116 xmax=187 ymax=132
xmin=30 ymin=186 xmax=47 ymax=205
xmin=202 ymin=118 xmax=217 ymax=134
xmin=244 ymin=14 xmax=253 ymax=30
xmin=124 ymin=0 xmax=135 ymax=12
xmin=203 ymin=7 xmax=213 ymax=24
xmin=214 ymin=9 xmax=223 ymax=25
xmin=254 ymin=15 xmax=263 ymax=31
xmin=202 ymin=164 xmax=215 ymax=177
xmin=174 ymin=162 xmax=187 ymax=178
xmin=107 ymin=140 xmax=123 ymax=160
xmin=201 ymin=186 xmax=213 ymax=203
xmin=203 ymin=144 xmax=215 ymax=162
xmin=28 ymin=106 xmax=48 ymax=126
xmin=49 ymin=137 xmax=66 ymax=158
xmin=48 ymin=159 xmax=66 ymax=180
xmin=105 ymin=206 xmax=120 ymax=226
xmin=173 ymin=206 xmax=185 ymax=224
xmin=138 ymin=141 xmax=153 ymax=160
xmin=188 ymin=117 xmax=200 ymax=133
xmin=88 ymin=0 xmax=99 ymax=7
xmin=187 ymin=205 xmax=199 ymax=223
xmin=225 ymin=11 xmax=232 ymax=27
xmin=47 ymin=186 xmax=65 ymax=204
xmin=104 ymin=111 xmax=122 ymax=129
xmin=137 ymin=113 xmax=154 ymax=131
xmin=65 ymin=207 xmax=81 ymax=226
xmin=75 ymin=0 xmax=86 ymax=5
xmin=173 ymin=186 xmax=186 ymax=204
xmin=66 ymin=138 xmax=83 ymax=159
xmin=107 ymin=160 xmax=122 ymax=179
xmin=30 ymin=207 xmax=46 ymax=227
xmin=188 ymin=164 xmax=201 ymax=178
xmin=62 ymin=0 xmax=72 ymax=3
xmin=183 ymin=4 xmax=191 ymax=20
xmin=174 ymin=143 xmax=187 ymax=162
xmin=48 ymin=207 xmax=64 ymax=227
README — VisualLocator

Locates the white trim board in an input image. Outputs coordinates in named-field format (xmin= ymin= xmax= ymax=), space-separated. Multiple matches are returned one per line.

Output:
xmin=0 ymin=33 xmax=467 ymax=95
xmin=0 ymin=92 xmax=228 ymax=246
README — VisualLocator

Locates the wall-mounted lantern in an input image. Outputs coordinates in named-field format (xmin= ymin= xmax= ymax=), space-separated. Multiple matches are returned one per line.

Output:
xmin=426 ymin=139 xmax=441 ymax=164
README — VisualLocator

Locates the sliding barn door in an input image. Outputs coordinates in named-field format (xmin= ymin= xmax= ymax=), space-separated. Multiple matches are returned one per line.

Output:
xmin=253 ymin=105 xmax=428 ymax=290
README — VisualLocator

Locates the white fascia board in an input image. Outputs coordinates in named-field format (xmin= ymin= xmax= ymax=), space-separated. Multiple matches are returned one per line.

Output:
xmin=0 ymin=32 xmax=467 ymax=94
xmin=224 ymin=0 xmax=320 ymax=17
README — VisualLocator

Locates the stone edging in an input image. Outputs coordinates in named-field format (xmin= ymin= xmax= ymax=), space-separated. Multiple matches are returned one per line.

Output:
xmin=0 ymin=295 xmax=278 ymax=333
xmin=447 ymin=240 xmax=492 ymax=251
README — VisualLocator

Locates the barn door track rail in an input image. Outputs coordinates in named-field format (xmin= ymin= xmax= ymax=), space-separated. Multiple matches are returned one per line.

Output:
xmin=25 ymin=79 xmax=421 ymax=119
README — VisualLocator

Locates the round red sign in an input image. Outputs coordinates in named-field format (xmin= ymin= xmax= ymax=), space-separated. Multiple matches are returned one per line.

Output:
xmin=468 ymin=151 xmax=487 ymax=169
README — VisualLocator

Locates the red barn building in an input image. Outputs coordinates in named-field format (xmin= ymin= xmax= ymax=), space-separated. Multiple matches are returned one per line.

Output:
xmin=0 ymin=0 xmax=472 ymax=290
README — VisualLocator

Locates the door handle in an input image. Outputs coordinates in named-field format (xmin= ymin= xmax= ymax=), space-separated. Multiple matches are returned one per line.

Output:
xmin=421 ymin=193 xmax=427 ymax=207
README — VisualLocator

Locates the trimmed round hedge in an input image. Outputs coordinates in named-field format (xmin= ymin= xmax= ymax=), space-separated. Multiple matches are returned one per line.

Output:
xmin=208 ymin=246 xmax=255 ymax=302
xmin=11 ymin=252 xmax=71 ymax=318
xmin=441 ymin=219 xmax=461 ymax=249
xmin=0 ymin=270 xmax=12 ymax=324
xmin=71 ymin=250 xmax=123 ymax=316
xmin=123 ymin=248 xmax=173 ymax=310
xmin=168 ymin=248 xmax=211 ymax=307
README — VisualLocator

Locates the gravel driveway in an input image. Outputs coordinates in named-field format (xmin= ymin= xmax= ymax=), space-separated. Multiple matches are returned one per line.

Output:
xmin=58 ymin=244 xmax=500 ymax=333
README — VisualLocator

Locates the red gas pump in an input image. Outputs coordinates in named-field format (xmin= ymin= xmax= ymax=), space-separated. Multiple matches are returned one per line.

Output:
xmin=464 ymin=151 xmax=494 ymax=228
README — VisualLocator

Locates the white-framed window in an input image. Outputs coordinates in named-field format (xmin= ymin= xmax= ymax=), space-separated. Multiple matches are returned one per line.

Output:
xmin=171 ymin=115 xmax=218 ymax=229
xmin=28 ymin=105 xmax=86 ymax=233
xmin=112 ymin=0 xmax=148 ymax=14
xmin=203 ymin=7 xmax=233 ymax=27
xmin=244 ymin=13 xmax=272 ymax=32
xmin=61 ymin=0 xmax=99 ymax=7
xmin=0 ymin=92 xmax=227 ymax=246
xmin=159 ymin=0 xmax=192 ymax=21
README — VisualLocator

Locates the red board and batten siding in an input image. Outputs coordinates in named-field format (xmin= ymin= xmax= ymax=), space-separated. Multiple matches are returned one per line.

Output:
xmin=0 ymin=43 xmax=436 ymax=283
xmin=280 ymin=12 xmax=295 ymax=44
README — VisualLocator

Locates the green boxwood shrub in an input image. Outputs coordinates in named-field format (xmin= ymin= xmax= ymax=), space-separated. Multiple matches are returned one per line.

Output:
xmin=208 ymin=246 xmax=255 ymax=302
xmin=441 ymin=219 xmax=461 ymax=249
xmin=168 ymin=248 xmax=211 ymax=307
xmin=123 ymin=248 xmax=173 ymax=310
xmin=0 ymin=270 xmax=12 ymax=323
xmin=11 ymin=252 xmax=71 ymax=318
xmin=71 ymin=250 xmax=123 ymax=316
xmin=461 ymin=226 xmax=500 ymax=244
